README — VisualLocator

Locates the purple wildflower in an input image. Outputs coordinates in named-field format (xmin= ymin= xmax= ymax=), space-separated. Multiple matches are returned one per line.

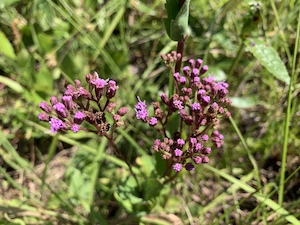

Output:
xmin=174 ymin=148 xmax=183 ymax=157
xmin=177 ymin=139 xmax=185 ymax=146
xmin=71 ymin=124 xmax=80 ymax=133
xmin=53 ymin=102 xmax=68 ymax=118
xmin=149 ymin=117 xmax=158 ymax=126
xmin=195 ymin=143 xmax=202 ymax=152
xmin=113 ymin=114 xmax=121 ymax=122
xmin=49 ymin=118 xmax=65 ymax=133
xmin=134 ymin=97 xmax=149 ymax=122
xmin=173 ymin=163 xmax=183 ymax=172
xmin=74 ymin=111 xmax=85 ymax=124
xmin=92 ymin=78 xmax=107 ymax=89
xmin=202 ymin=134 xmax=209 ymax=141
xmin=191 ymin=102 xmax=201 ymax=111
xmin=172 ymin=100 xmax=184 ymax=110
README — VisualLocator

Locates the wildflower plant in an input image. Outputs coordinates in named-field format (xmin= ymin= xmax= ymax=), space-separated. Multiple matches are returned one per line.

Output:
xmin=38 ymin=0 xmax=231 ymax=180
xmin=135 ymin=52 xmax=232 ymax=175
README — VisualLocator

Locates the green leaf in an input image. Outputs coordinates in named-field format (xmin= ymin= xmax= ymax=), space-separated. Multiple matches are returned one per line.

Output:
xmin=164 ymin=0 xmax=190 ymax=41
xmin=0 ymin=31 xmax=16 ymax=59
xmin=245 ymin=38 xmax=290 ymax=84
xmin=164 ymin=0 xmax=179 ymax=38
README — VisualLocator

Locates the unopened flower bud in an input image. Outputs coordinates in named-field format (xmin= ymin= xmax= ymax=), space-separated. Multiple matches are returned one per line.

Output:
xmin=117 ymin=107 xmax=128 ymax=116
xmin=74 ymin=111 xmax=85 ymax=124
xmin=106 ymin=102 xmax=117 ymax=113
xmin=183 ymin=66 xmax=190 ymax=76
xmin=200 ymin=65 xmax=208 ymax=75
xmin=185 ymin=162 xmax=195 ymax=171
xmin=74 ymin=80 xmax=81 ymax=89
xmin=62 ymin=95 xmax=76 ymax=110
xmin=160 ymin=93 xmax=169 ymax=105
xmin=202 ymin=155 xmax=209 ymax=163
xmin=38 ymin=113 xmax=50 ymax=121
xmin=189 ymin=59 xmax=195 ymax=68
xmin=50 ymin=96 xmax=58 ymax=106
xmin=195 ymin=59 xmax=203 ymax=68
xmin=113 ymin=114 xmax=121 ymax=122
xmin=40 ymin=101 xmax=52 ymax=113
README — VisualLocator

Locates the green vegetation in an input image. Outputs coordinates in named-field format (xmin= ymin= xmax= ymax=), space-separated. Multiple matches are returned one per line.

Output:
xmin=0 ymin=0 xmax=299 ymax=224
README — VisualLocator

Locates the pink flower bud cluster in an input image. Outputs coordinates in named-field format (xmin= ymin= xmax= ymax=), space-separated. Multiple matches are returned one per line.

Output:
xmin=38 ymin=72 xmax=127 ymax=134
xmin=135 ymin=55 xmax=232 ymax=173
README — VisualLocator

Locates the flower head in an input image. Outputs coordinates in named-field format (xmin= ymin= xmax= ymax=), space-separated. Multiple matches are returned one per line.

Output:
xmin=39 ymin=71 xmax=123 ymax=136
xmin=49 ymin=118 xmax=65 ymax=133
xmin=134 ymin=97 xmax=149 ymax=122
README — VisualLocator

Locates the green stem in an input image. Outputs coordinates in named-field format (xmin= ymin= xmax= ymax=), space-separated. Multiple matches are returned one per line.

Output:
xmin=229 ymin=117 xmax=262 ymax=191
xmin=88 ymin=137 xmax=106 ymax=223
xmin=42 ymin=134 xmax=59 ymax=193
xmin=278 ymin=9 xmax=300 ymax=206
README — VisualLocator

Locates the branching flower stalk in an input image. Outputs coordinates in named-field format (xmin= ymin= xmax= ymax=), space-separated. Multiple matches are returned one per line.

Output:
xmin=135 ymin=51 xmax=232 ymax=179
xmin=38 ymin=72 xmax=139 ymax=185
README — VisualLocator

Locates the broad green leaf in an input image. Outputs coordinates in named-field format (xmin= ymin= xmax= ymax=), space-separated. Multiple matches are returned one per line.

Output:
xmin=164 ymin=0 xmax=190 ymax=41
xmin=0 ymin=31 xmax=16 ymax=59
xmin=245 ymin=38 xmax=290 ymax=84
xmin=170 ymin=0 xmax=190 ymax=41
xmin=230 ymin=96 xmax=256 ymax=108
xmin=164 ymin=0 xmax=179 ymax=39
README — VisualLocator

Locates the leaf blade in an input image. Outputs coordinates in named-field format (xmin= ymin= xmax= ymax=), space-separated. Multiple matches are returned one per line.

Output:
xmin=245 ymin=38 xmax=290 ymax=84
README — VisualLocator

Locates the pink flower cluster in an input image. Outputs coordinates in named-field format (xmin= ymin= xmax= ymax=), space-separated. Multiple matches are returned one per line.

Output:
xmin=38 ymin=72 xmax=127 ymax=135
xmin=135 ymin=53 xmax=231 ymax=172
